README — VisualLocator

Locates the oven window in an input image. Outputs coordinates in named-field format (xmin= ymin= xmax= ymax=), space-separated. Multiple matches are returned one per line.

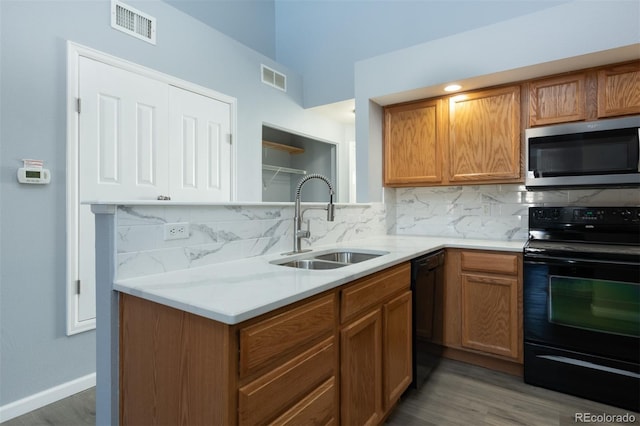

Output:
xmin=548 ymin=276 xmax=640 ymax=337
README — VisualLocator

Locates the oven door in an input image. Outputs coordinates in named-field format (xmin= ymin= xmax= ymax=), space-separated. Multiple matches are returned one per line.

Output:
xmin=524 ymin=254 xmax=639 ymax=363
xmin=524 ymin=253 xmax=639 ymax=411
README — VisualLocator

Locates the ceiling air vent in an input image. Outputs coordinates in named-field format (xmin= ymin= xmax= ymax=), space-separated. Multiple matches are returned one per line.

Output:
xmin=111 ymin=0 xmax=156 ymax=45
xmin=261 ymin=65 xmax=287 ymax=92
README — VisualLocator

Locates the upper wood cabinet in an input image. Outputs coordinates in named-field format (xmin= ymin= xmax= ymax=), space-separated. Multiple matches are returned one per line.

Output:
xmin=529 ymin=73 xmax=587 ymax=126
xmin=383 ymin=61 xmax=639 ymax=188
xmin=384 ymin=99 xmax=445 ymax=185
xmin=527 ymin=60 xmax=640 ymax=126
xmin=383 ymin=85 xmax=522 ymax=187
xmin=597 ymin=61 xmax=640 ymax=118
xmin=448 ymin=86 xmax=521 ymax=183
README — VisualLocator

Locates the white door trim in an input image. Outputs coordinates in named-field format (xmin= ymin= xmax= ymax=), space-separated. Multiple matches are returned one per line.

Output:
xmin=65 ymin=41 xmax=237 ymax=335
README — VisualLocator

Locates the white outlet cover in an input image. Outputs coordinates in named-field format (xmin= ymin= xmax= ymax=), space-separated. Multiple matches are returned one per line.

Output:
xmin=164 ymin=222 xmax=190 ymax=240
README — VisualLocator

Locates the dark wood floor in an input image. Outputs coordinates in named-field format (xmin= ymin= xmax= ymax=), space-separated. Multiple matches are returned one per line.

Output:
xmin=2 ymin=359 xmax=637 ymax=425
xmin=386 ymin=359 xmax=639 ymax=426
xmin=1 ymin=387 xmax=95 ymax=426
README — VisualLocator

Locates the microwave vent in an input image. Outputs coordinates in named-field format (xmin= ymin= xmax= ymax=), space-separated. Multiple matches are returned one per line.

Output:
xmin=111 ymin=0 xmax=157 ymax=45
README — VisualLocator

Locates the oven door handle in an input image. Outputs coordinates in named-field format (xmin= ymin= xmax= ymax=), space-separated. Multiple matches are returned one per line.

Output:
xmin=524 ymin=254 xmax=639 ymax=266
xmin=538 ymin=355 xmax=640 ymax=379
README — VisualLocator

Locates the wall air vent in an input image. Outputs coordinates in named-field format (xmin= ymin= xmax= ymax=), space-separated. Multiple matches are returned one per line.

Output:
xmin=261 ymin=64 xmax=287 ymax=92
xmin=111 ymin=0 xmax=156 ymax=45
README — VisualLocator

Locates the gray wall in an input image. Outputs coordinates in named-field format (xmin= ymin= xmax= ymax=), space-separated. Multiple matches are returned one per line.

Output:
xmin=166 ymin=0 xmax=276 ymax=58
xmin=0 ymin=0 xmax=344 ymax=408
xmin=274 ymin=0 xmax=570 ymax=107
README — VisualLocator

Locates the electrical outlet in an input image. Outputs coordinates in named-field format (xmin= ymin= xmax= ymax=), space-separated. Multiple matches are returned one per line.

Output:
xmin=164 ymin=222 xmax=190 ymax=240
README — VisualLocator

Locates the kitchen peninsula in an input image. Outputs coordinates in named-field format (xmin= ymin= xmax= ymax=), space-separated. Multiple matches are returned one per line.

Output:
xmin=92 ymin=201 xmax=524 ymax=425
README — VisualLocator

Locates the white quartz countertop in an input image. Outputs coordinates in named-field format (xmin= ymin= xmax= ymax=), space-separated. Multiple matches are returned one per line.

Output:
xmin=114 ymin=235 xmax=525 ymax=325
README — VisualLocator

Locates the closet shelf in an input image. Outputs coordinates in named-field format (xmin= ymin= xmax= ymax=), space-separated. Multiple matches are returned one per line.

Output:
xmin=262 ymin=140 xmax=305 ymax=154
xmin=262 ymin=164 xmax=307 ymax=175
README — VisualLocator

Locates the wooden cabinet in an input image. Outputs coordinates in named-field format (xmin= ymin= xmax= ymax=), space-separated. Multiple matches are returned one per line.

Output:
xmin=119 ymin=291 xmax=337 ymax=426
xmin=340 ymin=262 xmax=412 ymax=425
xmin=382 ymin=290 xmax=413 ymax=409
xmin=529 ymin=73 xmax=587 ymax=126
xmin=341 ymin=309 xmax=383 ymax=426
xmin=443 ymin=249 xmax=523 ymax=371
xmin=460 ymin=271 xmax=519 ymax=359
xmin=119 ymin=293 xmax=238 ymax=426
xmin=238 ymin=338 xmax=337 ymax=425
xmin=597 ymin=61 xmax=640 ymax=118
xmin=384 ymin=61 xmax=639 ymax=187
xmin=238 ymin=294 xmax=338 ymax=425
xmin=238 ymin=294 xmax=335 ymax=378
xmin=448 ymin=86 xmax=521 ymax=183
xmin=383 ymin=85 xmax=522 ymax=187
xmin=384 ymin=99 xmax=446 ymax=186
xmin=528 ymin=60 xmax=640 ymax=126
xmin=120 ymin=262 xmax=412 ymax=426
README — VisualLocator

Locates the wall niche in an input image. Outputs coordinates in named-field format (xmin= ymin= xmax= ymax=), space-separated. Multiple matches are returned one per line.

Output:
xmin=262 ymin=125 xmax=337 ymax=202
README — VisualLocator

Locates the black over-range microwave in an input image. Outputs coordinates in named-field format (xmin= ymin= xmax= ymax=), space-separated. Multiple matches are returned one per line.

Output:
xmin=526 ymin=116 xmax=640 ymax=189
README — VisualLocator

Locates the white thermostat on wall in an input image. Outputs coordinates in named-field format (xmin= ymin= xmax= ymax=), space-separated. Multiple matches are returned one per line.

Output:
xmin=17 ymin=159 xmax=51 ymax=184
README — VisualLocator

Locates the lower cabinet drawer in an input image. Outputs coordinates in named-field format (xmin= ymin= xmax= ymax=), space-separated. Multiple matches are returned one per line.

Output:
xmin=239 ymin=294 xmax=336 ymax=378
xmin=238 ymin=337 xmax=336 ymax=425
xmin=270 ymin=377 xmax=337 ymax=426
xmin=460 ymin=251 xmax=518 ymax=275
xmin=341 ymin=262 xmax=410 ymax=323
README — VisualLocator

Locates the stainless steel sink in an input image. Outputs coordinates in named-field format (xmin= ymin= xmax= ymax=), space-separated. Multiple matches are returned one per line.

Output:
xmin=313 ymin=251 xmax=383 ymax=264
xmin=277 ymin=259 xmax=347 ymax=270
xmin=272 ymin=249 xmax=388 ymax=270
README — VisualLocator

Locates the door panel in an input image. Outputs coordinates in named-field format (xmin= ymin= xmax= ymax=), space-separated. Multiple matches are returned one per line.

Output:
xmin=97 ymin=94 xmax=119 ymax=183
xmin=79 ymin=57 xmax=169 ymax=199
xmin=169 ymin=86 xmax=231 ymax=201
xmin=77 ymin=57 xmax=169 ymax=322
xmin=340 ymin=309 xmax=382 ymax=426
xmin=72 ymin=56 xmax=233 ymax=327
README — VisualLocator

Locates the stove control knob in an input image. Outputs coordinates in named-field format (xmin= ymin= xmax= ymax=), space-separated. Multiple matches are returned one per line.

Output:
xmin=620 ymin=210 xmax=632 ymax=221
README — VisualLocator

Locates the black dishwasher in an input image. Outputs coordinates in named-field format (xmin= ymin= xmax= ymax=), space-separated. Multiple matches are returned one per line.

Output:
xmin=411 ymin=250 xmax=445 ymax=389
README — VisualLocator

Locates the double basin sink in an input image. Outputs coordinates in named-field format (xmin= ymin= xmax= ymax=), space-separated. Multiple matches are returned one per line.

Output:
xmin=272 ymin=249 xmax=389 ymax=270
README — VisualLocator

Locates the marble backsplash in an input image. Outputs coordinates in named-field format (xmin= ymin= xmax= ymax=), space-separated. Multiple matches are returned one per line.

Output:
xmin=115 ymin=185 xmax=639 ymax=279
xmin=390 ymin=184 xmax=640 ymax=241
xmin=116 ymin=203 xmax=387 ymax=279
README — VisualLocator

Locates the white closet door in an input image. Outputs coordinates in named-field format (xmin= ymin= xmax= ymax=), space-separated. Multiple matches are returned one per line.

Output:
xmin=79 ymin=57 xmax=169 ymax=199
xmin=77 ymin=57 xmax=169 ymax=322
xmin=168 ymin=86 xmax=232 ymax=201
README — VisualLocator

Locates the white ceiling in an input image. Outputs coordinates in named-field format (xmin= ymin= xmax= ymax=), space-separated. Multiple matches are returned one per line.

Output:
xmin=310 ymin=99 xmax=356 ymax=125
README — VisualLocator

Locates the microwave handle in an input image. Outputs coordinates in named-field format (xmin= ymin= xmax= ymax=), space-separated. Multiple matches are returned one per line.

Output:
xmin=638 ymin=128 xmax=640 ymax=172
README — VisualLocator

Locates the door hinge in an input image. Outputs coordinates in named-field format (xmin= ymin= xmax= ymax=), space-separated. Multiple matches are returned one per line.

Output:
xmin=76 ymin=98 xmax=81 ymax=113
xmin=76 ymin=279 xmax=81 ymax=294
xmin=228 ymin=134 xmax=232 ymax=144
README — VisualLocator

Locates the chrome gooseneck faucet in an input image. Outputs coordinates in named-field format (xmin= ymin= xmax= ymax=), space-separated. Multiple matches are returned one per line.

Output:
xmin=288 ymin=174 xmax=335 ymax=254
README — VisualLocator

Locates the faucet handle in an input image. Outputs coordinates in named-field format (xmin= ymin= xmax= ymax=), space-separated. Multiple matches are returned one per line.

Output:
xmin=297 ymin=219 xmax=311 ymax=239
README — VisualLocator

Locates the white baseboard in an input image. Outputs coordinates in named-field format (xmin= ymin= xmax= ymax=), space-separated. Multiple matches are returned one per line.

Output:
xmin=0 ymin=373 xmax=96 ymax=423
